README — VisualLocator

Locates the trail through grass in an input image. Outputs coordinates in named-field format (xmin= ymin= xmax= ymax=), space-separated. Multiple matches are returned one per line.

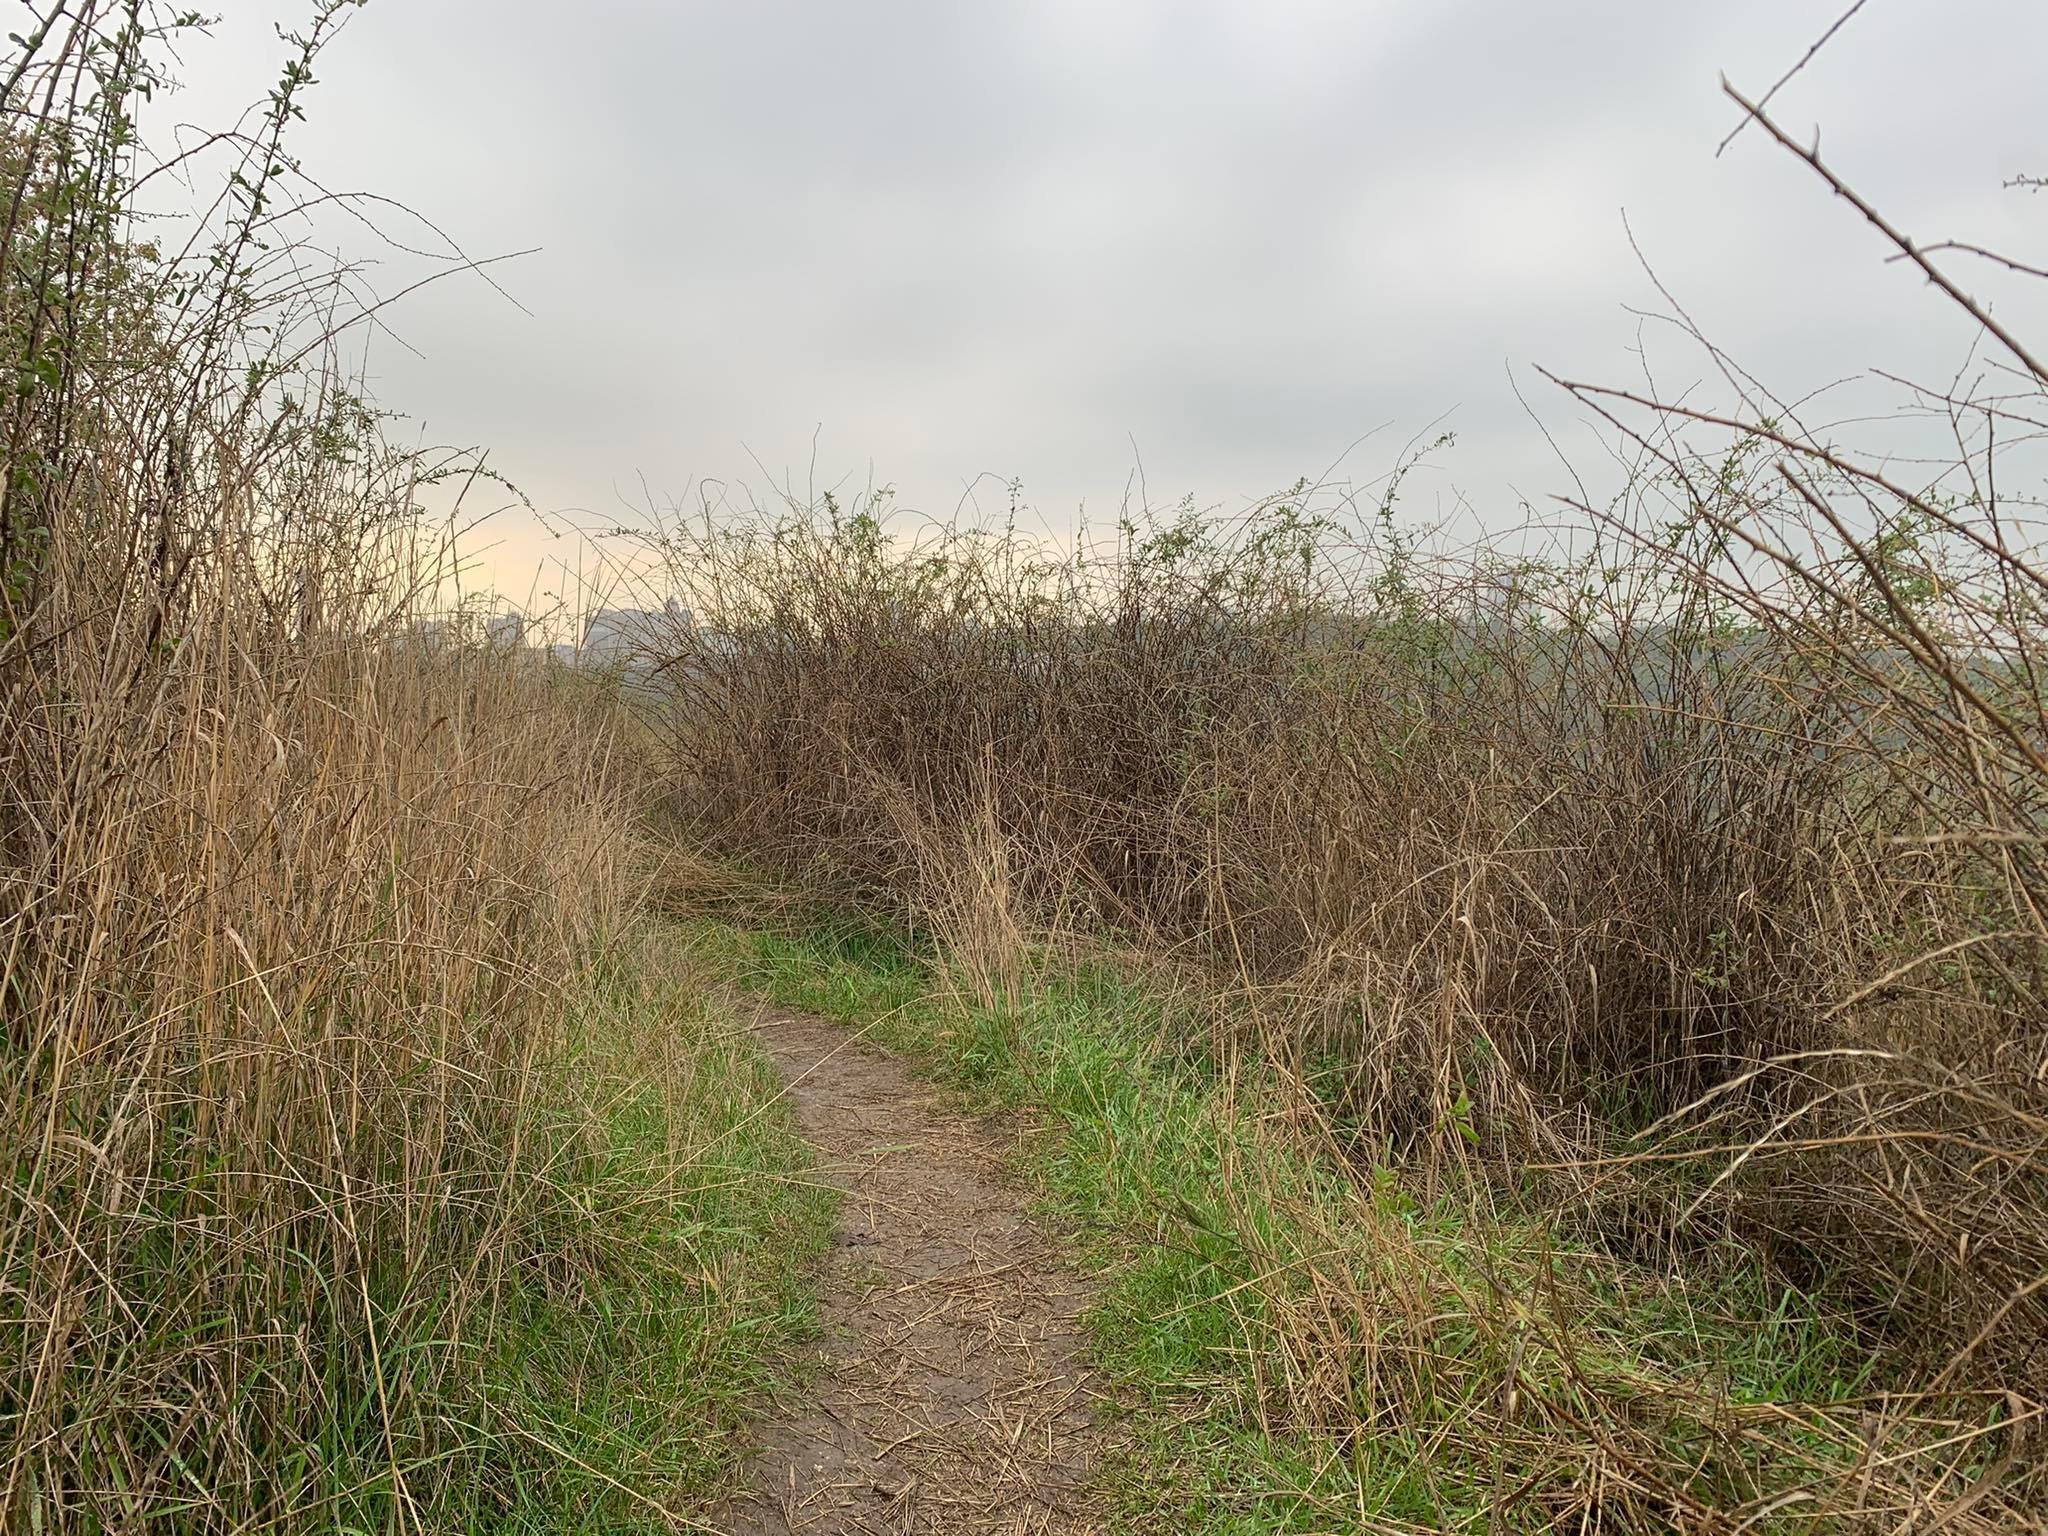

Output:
xmin=692 ymin=911 xmax=1895 ymax=1535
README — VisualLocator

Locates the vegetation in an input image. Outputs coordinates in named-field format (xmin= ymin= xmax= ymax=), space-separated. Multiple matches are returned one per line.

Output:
xmin=625 ymin=87 xmax=2048 ymax=1529
xmin=693 ymin=912 xmax=1912 ymax=1531
xmin=6 ymin=5 xmax=2044 ymax=1534
xmin=0 ymin=10 xmax=824 ymax=1531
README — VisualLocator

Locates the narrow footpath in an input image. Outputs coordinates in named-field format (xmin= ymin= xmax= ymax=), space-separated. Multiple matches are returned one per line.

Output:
xmin=721 ymin=1005 xmax=1112 ymax=1535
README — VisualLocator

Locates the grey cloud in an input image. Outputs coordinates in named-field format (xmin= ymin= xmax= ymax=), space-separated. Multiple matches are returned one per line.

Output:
xmin=162 ymin=0 xmax=2048 ymax=564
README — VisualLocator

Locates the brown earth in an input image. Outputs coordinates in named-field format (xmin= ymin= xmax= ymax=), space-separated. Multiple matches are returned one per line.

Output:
xmin=719 ymin=1004 xmax=1113 ymax=1535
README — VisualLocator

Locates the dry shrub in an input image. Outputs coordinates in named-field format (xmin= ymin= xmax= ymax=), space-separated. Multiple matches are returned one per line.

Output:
xmin=639 ymin=495 xmax=1978 ymax=1180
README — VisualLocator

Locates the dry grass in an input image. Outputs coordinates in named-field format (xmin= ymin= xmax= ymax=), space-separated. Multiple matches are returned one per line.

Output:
xmin=0 ymin=13 xmax=820 ymax=1530
xmin=3 ymin=556 xmax=637 ymax=1520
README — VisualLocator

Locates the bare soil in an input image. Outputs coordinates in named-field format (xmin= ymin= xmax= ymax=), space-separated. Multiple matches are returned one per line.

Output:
xmin=719 ymin=1004 xmax=1112 ymax=1535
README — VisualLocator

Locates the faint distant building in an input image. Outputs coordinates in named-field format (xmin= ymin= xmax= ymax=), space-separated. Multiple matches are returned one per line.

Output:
xmin=579 ymin=599 xmax=692 ymax=672
xmin=400 ymin=608 xmax=531 ymax=657
xmin=407 ymin=615 xmax=457 ymax=651
xmin=579 ymin=607 xmax=651 ymax=663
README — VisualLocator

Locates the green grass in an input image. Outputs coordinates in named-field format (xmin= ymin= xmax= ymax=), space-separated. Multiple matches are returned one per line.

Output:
xmin=60 ymin=933 xmax=835 ymax=1535
xmin=691 ymin=911 xmax=1890 ymax=1534
xmin=397 ymin=931 xmax=835 ymax=1532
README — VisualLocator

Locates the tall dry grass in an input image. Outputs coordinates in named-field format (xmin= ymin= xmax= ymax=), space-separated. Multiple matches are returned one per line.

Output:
xmin=0 ymin=10 xmax=660 ymax=1527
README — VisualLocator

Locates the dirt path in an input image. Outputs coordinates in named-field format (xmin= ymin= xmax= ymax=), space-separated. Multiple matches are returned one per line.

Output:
xmin=720 ymin=1004 xmax=1111 ymax=1535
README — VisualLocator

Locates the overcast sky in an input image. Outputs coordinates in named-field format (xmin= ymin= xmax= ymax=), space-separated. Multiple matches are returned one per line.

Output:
xmin=161 ymin=1 xmax=2048 ymax=604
